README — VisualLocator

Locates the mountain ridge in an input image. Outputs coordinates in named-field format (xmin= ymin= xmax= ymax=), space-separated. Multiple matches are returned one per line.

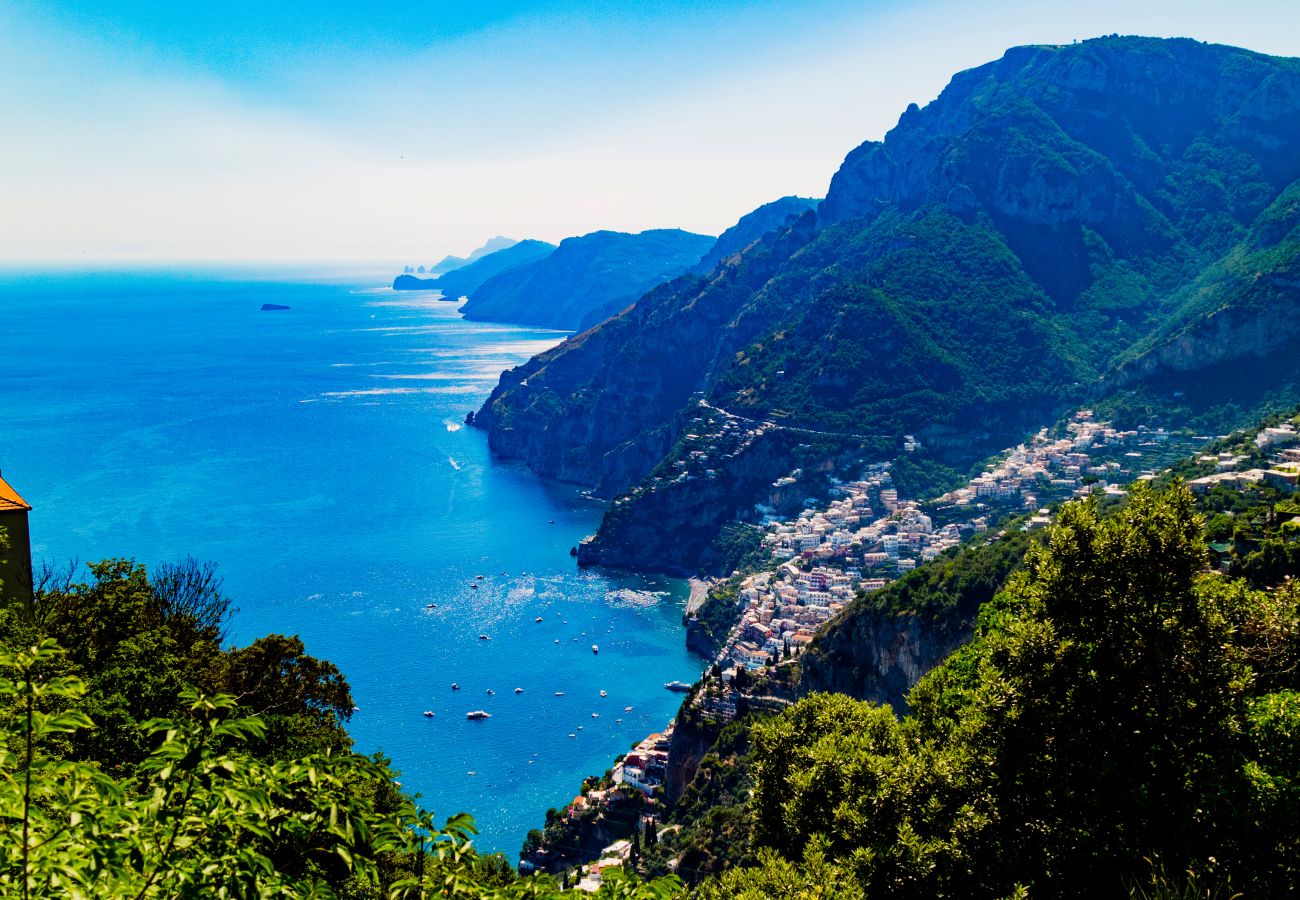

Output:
xmin=472 ymin=35 xmax=1300 ymax=575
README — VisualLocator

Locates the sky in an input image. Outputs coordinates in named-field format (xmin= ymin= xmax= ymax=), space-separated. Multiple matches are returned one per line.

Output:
xmin=3 ymin=0 xmax=1299 ymax=264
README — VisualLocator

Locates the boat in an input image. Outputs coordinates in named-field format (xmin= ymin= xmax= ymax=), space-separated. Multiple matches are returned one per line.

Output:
xmin=665 ymin=681 xmax=693 ymax=692
xmin=535 ymin=617 xmax=543 ymax=623
xmin=476 ymin=574 xmax=485 ymax=580
xmin=466 ymin=710 xmax=491 ymax=720
xmin=451 ymin=683 xmax=460 ymax=690
xmin=425 ymin=603 xmax=436 ymax=608
xmin=554 ymin=691 xmax=565 ymax=697
xmin=624 ymin=706 xmax=633 ymax=712
xmin=553 ymin=639 xmax=560 ymax=644
xmin=422 ymin=710 xmax=434 ymax=717
xmin=514 ymin=687 xmax=523 ymax=694
xmin=591 ymin=712 xmax=599 ymax=718
xmin=479 ymin=634 xmax=490 ymax=641
xmin=486 ymin=689 xmax=495 ymax=695
xmin=577 ymin=725 xmax=583 ymax=730
xmin=470 ymin=583 xmax=479 ymax=590
xmin=592 ymin=644 xmax=599 ymax=654
xmin=568 ymin=733 xmax=576 ymax=738
xmin=599 ymin=690 xmax=607 ymax=698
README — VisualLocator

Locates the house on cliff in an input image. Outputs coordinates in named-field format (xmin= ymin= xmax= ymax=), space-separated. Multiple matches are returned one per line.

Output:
xmin=0 ymin=471 xmax=33 ymax=603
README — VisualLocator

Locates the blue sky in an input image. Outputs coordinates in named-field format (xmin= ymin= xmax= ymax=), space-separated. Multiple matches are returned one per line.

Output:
xmin=3 ymin=0 xmax=1299 ymax=263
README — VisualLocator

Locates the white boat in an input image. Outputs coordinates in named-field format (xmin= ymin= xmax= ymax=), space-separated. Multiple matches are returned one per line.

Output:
xmin=514 ymin=687 xmax=524 ymax=694
xmin=554 ymin=691 xmax=565 ymax=697
xmin=466 ymin=710 xmax=491 ymax=720
xmin=422 ymin=710 xmax=434 ymax=717
xmin=599 ymin=690 xmax=607 ymax=698
xmin=592 ymin=644 xmax=599 ymax=654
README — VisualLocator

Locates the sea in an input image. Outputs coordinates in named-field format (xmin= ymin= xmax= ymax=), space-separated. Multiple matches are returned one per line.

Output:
xmin=0 ymin=266 xmax=702 ymax=855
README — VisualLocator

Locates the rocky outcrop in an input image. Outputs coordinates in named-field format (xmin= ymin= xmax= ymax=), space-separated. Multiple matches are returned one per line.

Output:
xmin=799 ymin=601 xmax=979 ymax=712
xmin=665 ymin=711 xmax=719 ymax=805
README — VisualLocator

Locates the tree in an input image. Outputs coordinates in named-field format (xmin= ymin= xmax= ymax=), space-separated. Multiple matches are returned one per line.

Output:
xmin=742 ymin=485 xmax=1300 ymax=897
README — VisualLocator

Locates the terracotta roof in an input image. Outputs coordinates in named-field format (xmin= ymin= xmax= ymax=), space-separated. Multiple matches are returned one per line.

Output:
xmin=0 ymin=474 xmax=31 ymax=513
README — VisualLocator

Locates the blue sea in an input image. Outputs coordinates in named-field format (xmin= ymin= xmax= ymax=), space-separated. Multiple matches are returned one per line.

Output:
xmin=0 ymin=267 xmax=702 ymax=855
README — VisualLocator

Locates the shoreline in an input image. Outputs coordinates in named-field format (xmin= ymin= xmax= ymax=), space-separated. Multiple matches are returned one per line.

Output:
xmin=686 ymin=577 xmax=713 ymax=615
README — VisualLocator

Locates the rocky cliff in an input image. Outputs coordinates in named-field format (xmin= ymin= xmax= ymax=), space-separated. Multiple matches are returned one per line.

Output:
xmin=473 ymin=36 xmax=1300 ymax=575
xmin=799 ymin=532 xmax=1028 ymax=708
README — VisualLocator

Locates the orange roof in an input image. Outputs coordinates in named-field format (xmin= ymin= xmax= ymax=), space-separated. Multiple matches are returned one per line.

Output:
xmin=0 ymin=474 xmax=31 ymax=513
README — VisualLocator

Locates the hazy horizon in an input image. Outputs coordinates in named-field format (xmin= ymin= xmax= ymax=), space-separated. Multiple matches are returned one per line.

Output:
xmin=4 ymin=0 xmax=1299 ymax=263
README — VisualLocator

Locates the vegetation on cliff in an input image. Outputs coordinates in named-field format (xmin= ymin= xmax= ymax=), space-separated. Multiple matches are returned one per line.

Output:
xmin=696 ymin=483 xmax=1300 ymax=897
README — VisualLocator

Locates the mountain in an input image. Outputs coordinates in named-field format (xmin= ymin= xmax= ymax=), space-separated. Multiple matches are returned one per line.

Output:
xmin=470 ymin=36 xmax=1300 ymax=575
xmin=428 ymin=236 xmax=518 ymax=275
xmin=691 ymin=196 xmax=819 ymax=275
xmin=393 ymin=239 xmax=556 ymax=295
xmin=458 ymin=229 xmax=715 ymax=330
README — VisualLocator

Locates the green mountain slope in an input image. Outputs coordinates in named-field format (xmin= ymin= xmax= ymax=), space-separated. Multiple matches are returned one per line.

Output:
xmin=472 ymin=36 xmax=1300 ymax=575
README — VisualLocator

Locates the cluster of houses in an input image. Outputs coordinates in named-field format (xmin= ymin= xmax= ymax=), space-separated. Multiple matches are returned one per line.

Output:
xmin=938 ymin=411 xmax=1179 ymax=509
xmin=694 ymin=412 xmax=1210 ymax=717
xmin=1187 ymin=423 xmax=1300 ymax=495
xmin=610 ymin=723 xmax=673 ymax=797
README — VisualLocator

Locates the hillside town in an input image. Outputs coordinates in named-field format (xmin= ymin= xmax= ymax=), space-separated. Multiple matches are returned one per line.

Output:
xmin=537 ymin=412 xmax=1300 ymax=884
xmin=698 ymin=411 xmax=1211 ymax=709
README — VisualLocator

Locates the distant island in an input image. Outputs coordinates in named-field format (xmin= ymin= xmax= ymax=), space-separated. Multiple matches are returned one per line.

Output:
xmin=260 ymin=303 xmax=291 ymax=311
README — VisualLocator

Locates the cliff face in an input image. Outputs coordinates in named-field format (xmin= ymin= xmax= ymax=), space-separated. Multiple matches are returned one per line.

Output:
xmin=461 ymin=229 xmax=715 ymax=330
xmin=473 ymin=36 xmax=1300 ymax=575
xmin=799 ymin=604 xmax=979 ymax=711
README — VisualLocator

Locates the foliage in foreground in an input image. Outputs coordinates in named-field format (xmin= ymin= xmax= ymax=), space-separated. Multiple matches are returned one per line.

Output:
xmin=0 ymin=638 xmax=685 ymax=898
xmin=699 ymin=484 xmax=1300 ymax=898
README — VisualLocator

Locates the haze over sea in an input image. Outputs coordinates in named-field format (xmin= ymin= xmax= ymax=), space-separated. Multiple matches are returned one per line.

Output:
xmin=0 ymin=268 xmax=701 ymax=854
